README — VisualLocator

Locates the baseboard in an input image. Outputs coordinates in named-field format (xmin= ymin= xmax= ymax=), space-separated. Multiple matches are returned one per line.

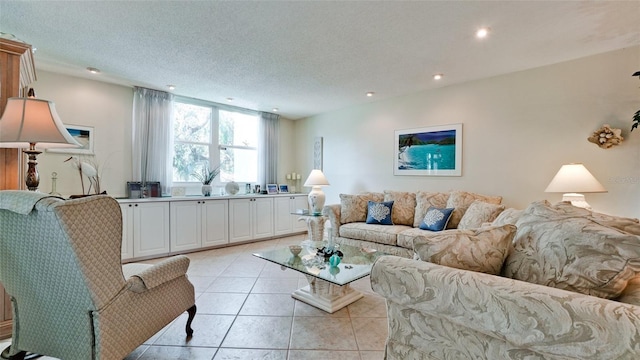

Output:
xmin=0 ymin=320 xmax=11 ymax=340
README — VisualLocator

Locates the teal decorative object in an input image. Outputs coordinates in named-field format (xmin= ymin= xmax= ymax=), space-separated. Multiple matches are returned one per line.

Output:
xmin=329 ymin=254 xmax=341 ymax=267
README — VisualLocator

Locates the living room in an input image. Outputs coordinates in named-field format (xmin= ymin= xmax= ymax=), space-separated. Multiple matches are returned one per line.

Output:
xmin=1 ymin=1 xmax=640 ymax=359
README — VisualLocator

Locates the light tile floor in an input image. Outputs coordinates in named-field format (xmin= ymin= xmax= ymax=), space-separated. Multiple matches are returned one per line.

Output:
xmin=0 ymin=234 xmax=388 ymax=360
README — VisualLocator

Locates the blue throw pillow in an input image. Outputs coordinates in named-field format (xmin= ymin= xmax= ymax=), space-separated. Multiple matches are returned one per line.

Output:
xmin=366 ymin=200 xmax=394 ymax=225
xmin=419 ymin=206 xmax=455 ymax=231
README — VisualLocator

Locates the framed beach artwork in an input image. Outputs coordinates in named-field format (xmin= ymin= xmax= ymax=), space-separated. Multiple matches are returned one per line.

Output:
xmin=47 ymin=124 xmax=94 ymax=154
xmin=394 ymin=123 xmax=462 ymax=176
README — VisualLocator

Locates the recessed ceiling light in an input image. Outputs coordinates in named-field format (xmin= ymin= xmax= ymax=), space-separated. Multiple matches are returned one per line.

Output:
xmin=86 ymin=67 xmax=100 ymax=74
xmin=167 ymin=85 xmax=175 ymax=90
xmin=433 ymin=73 xmax=443 ymax=80
xmin=226 ymin=97 xmax=234 ymax=102
xmin=272 ymin=108 xmax=279 ymax=112
xmin=476 ymin=27 xmax=490 ymax=39
xmin=366 ymin=92 xmax=375 ymax=97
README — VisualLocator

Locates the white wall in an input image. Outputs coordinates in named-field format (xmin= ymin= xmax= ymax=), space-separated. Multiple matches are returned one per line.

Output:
xmin=33 ymin=71 xmax=134 ymax=198
xmin=295 ymin=46 xmax=640 ymax=217
xmin=30 ymin=70 xmax=300 ymax=198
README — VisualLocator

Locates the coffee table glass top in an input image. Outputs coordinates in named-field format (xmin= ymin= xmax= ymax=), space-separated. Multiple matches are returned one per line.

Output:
xmin=253 ymin=241 xmax=385 ymax=286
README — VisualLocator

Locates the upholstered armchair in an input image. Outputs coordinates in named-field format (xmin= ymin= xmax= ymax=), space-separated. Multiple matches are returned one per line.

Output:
xmin=0 ymin=191 xmax=196 ymax=360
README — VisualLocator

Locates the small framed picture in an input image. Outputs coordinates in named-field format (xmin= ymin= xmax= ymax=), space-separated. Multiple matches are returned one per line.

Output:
xmin=266 ymin=183 xmax=278 ymax=195
xmin=47 ymin=124 xmax=94 ymax=154
xmin=278 ymin=184 xmax=289 ymax=193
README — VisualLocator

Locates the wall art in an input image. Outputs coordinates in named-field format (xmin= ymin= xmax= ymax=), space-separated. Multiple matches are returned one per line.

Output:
xmin=394 ymin=123 xmax=462 ymax=176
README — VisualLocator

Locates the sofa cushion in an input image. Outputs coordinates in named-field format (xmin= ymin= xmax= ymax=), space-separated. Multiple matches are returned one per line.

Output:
xmin=458 ymin=200 xmax=505 ymax=229
xmin=366 ymin=200 xmax=394 ymax=225
xmin=491 ymin=208 xmax=523 ymax=227
xmin=413 ymin=224 xmax=516 ymax=275
xmin=384 ymin=190 xmax=416 ymax=226
xmin=397 ymin=227 xmax=435 ymax=249
xmin=339 ymin=223 xmax=411 ymax=246
xmin=340 ymin=192 xmax=384 ymax=224
xmin=419 ymin=206 xmax=454 ymax=231
xmin=413 ymin=191 xmax=450 ymax=227
xmin=503 ymin=200 xmax=640 ymax=299
xmin=446 ymin=191 xmax=502 ymax=229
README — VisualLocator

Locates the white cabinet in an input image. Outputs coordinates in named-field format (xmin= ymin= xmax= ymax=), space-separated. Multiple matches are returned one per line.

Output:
xmin=120 ymin=201 xmax=170 ymax=260
xmin=170 ymin=199 xmax=229 ymax=252
xmin=229 ymin=197 xmax=274 ymax=243
xmin=274 ymin=195 xmax=309 ymax=236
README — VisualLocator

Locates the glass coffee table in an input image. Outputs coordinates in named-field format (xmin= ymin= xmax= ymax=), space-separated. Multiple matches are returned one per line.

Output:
xmin=253 ymin=241 xmax=385 ymax=313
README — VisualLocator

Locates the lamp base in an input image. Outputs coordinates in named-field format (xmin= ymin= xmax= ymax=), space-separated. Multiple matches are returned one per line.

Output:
xmin=561 ymin=193 xmax=591 ymax=210
xmin=307 ymin=186 xmax=325 ymax=215
xmin=23 ymin=147 xmax=41 ymax=191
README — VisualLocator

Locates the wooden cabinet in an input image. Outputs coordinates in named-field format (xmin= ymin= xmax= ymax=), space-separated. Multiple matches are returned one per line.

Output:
xmin=274 ymin=195 xmax=309 ymax=236
xmin=229 ymin=197 xmax=274 ymax=243
xmin=170 ymin=199 xmax=229 ymax=252
xmin=120 ymin=201 xmax=170 ymax=261
xmin=1 ymin=38 xmax=37 ymax=340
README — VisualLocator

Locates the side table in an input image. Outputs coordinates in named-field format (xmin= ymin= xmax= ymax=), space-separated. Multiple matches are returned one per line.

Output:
xmin=292 ymin=213 xmax=326 ymax=242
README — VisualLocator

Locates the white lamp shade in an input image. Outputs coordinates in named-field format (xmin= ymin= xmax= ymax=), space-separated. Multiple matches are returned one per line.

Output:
xmin=544 ymin=163 xmax=606 ymax=193
xmin=0 ymin=97 xmax=80 ymax=148
xmin=303 ymin=169 xmax=330 ymax=187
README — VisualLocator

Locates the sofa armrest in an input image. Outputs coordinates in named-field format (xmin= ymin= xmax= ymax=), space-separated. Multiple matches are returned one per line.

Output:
xmin=125 ymin=255 xmax=190 ymax=293
xmin=322 ymin=204 xmax=341 ymax=237
xmin=371 ymin=256 xmax=640 ymax=359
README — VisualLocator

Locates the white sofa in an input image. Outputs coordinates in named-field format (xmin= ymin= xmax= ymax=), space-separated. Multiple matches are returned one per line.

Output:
xmin=322 ymin=190 xmax=505 ymax=258
xmin=371 ymin=200 xmax=640 ymax=359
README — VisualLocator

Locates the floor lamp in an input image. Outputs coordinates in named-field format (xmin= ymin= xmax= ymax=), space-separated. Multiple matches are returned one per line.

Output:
xmin=0 ymin=96 xmax=80 ymax=191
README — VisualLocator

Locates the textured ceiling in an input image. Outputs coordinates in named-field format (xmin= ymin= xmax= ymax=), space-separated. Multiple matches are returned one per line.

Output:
xmin=1 ymin=1 xmax=639 ymax=119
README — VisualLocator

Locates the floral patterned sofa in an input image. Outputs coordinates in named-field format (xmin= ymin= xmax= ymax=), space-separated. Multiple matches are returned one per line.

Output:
xmin=371 ymin=200 xmax=640 ymax=359
xmin=322 ymin=190 xmax=506 ymax=258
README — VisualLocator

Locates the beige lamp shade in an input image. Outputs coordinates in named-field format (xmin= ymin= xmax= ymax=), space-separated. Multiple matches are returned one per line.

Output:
xmin=0 ymin=97 xmax=80 ymax=149
xmin=303 ymin=169 xmax=330 ymax=187
xmin=544 ymin=163 xmax=606 ymax=194
xmin=544 ymin=163 xmax=606 ymax=210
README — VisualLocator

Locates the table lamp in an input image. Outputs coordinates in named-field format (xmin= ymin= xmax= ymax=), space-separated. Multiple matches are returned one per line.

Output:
xmin=0 ymin=96 xmax=80 ymax=191
xmin=544 ymin=163 xmax=606 ymax=210
xmin=303 ymin=169 xmax=330 ymax=215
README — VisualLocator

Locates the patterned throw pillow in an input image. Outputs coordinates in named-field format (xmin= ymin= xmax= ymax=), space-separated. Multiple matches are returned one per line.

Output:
xmin=413 ymin=224 xmax=517 ymax=275
xmin=340 ymin=192 xmax=384 ymax=224
xmin=458 ymin=200 xmax=505 ymax=229
xmin=419 ymin=207 xmax=454 ymax=231
xmin=413 ymin=191 xmax=450 ymax=227
xmin=366 ymin=201 xmax=394 ymax=225
xmin=446 ymin=191 xmax=502 ymax=229
xmin=503 ymin=200 xmax=640 ymax=299
xmin=383 ymin=191 xmax=416 ymax=226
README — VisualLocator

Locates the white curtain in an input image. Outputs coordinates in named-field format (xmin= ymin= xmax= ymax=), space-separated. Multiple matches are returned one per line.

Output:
xmin=132 ymin=87 xmax=174 ymax=195
xmin=258 ymin=112 xmax=279 ymax=187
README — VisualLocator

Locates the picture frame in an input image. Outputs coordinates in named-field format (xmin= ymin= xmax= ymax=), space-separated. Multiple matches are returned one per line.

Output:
xmin=266 ymin=183 xmax=278 ymax=195
xmin=278 ymin=184 xmax=289 ymax=193
xmin=127 ymin=181 xmax=161 ymax=198
xmin=47 ymin=124 xmax=94 ymax=154
xmin=394 ymin=123 xmax=462 ymax=176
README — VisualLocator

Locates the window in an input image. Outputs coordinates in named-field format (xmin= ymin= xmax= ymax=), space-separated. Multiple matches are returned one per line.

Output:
xmin=219 ymin=109 xmax=258 ymax=183
xmin=172 ymin=100 xmax=259 ymax=185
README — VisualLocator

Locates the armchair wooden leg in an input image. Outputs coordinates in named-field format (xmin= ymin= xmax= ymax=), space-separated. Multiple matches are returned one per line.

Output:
xmin=185 ymin=304 xmax=196 ymax=337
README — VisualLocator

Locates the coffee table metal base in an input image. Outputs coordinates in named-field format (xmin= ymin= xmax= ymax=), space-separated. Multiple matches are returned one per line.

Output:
xmin=292 ymin=275 xmax=364 ymax=313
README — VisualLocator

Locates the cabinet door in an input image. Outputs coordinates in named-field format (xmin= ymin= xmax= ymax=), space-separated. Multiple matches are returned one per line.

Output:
xmin=229 ymin=199 xmax=253 ymax=243
xmin=253 ymin=197 xmax=274 ymax=239
xmin=273 ymin=196 xmax=293 ymax=236
xmin=293 ymin=195 xmax=310 ymax=232
xmin=201 ymin=199 xmax=229 ymax=247
xmin=134 ymin=202 xmax=170 ymax=258
xmin=170 ymin=201 xmax=202 ymax=252
xmin=119 ymin=204 xmax=135 ymax=261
